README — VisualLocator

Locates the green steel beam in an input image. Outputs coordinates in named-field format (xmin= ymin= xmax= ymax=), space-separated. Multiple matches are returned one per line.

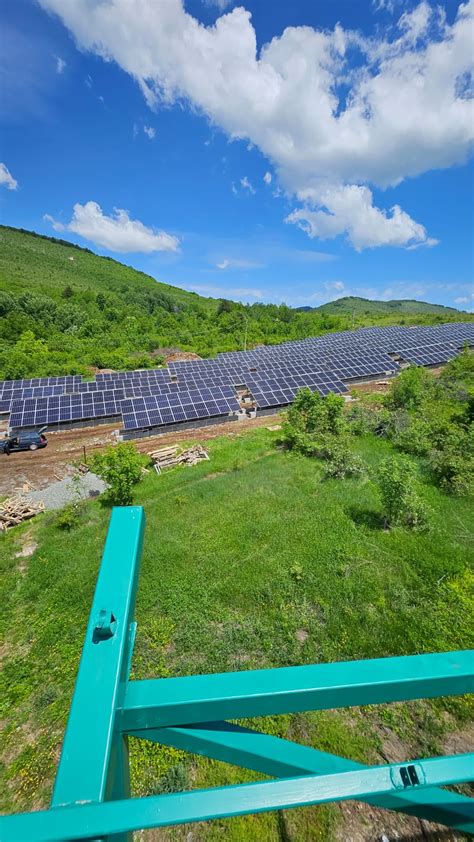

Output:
xmin=120 ymin=650 xmax=473 ymax=730
xmin=51 ymin=506 xmax=145 ymax=809
xmin=1 ymin=754 xmax=472 ymax=841
xmin=133 ymin=720 xmax=474 ymax=832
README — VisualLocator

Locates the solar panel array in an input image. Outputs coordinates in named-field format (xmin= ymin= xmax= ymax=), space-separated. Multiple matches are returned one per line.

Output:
xmin=121 ymin=385 xmax=240 ymax=431
xmin=3 ymin=322 xmax=473 ymax=433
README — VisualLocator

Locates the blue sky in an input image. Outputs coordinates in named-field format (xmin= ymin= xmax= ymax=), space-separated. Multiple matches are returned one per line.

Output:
xmin=0 ymin=0 xmax=473 ymax=309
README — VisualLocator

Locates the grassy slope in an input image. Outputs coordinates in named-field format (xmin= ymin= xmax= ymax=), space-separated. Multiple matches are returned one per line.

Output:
xmin=1 ymin=227 xmax=468 ymax=320
xmin=0 ymin=226 xmax=216 ymax=312
xmin=1 ymin=427 xmax=473 ymax=838
xmin=313 ymin=296 xmax=465 ymax=316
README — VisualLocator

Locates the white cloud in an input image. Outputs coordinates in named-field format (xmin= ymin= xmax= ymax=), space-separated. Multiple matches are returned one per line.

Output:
xmin=454 ymin=293 xmax=474 ymax=308
xmin=286 ymin=184 xmax=438 ymax=250
xmin=143 ymin=125 xmax=156 ymax=139
xmin=204 ymin=0 xmax=233 ymax=10
xmin=38 ymin=0 xmax=474 ymax=249
xmin=186 ymin=283 xmax=263 ymax=299
xmin=263 ymin=171 xmax=272 ymax=184
xmin=240 ymin=176 xmax=255 ymax=194
xmin=85 ymin=74 xmax=93 ymax=87
xmin=216 ymin=257 xmax=263 ymax=269
xmin=55 ymin=56 xmax=66 ymax=74
xmin=44 ymin=201 xmax=180 ymax=253
xmin=0 ymin=162 xmax=18 ymax=190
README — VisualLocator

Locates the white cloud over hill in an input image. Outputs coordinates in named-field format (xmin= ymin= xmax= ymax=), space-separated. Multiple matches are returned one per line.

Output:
xmin=44 ymin=201 xmax=180 ymax=253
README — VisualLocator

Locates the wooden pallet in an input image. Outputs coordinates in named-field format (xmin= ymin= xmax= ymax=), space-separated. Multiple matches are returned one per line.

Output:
xmin=0 ymin=495 xmax=45 ymax=531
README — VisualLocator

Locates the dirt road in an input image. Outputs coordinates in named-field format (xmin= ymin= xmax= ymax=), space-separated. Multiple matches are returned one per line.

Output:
xmin=0 ymin=414 xmax=280 ymax=495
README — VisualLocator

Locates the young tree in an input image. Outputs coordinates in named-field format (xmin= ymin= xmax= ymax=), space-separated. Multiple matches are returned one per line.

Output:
xmin=376 ymin=456 xmax=429 ymax=530
xmin=385 ymin=365 xmax=435 ymax=411
xmin=90 ymin=443 xmax=143 ymax=506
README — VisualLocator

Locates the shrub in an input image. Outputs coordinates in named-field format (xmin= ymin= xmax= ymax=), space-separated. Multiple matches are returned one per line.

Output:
xmin=376 ymin=456 xmax=430 ymax=530
xmin=55 ymin=504 xmax=80 ymax=530
xmin=323 ymin=439 xmax=365 ymax=479
xmin=90 ymin=443 xmax=143 ymax=506
xmin=391 ymin=415 xmax=431 ymax=456
xmin=283 ymin=388 xmax=346 ymax=446
xmin=385 ymin=366 xmax=435 ymax=411
xmin=346 ymin=403 xmax=376 ymax=435
xmin=429 ymin=446 xmax=474 ymax=496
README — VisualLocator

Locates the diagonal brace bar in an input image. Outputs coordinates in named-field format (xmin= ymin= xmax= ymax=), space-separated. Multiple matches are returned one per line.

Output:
xmin=1 ymin=753 xmax=472 ymax=842
xmin=120 ymin=650 xmax=474 ymax=730
xmin=130 ymin=720 xmax=474 ymax=832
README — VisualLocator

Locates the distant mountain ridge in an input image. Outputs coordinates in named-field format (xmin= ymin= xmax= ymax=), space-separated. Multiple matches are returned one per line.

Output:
xmin=298 ymin=296 xmax=465 ymax=316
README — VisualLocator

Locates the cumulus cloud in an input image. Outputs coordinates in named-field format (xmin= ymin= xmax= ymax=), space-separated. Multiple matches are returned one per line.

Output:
xmin=263 ymin=171 xmax=272 ymax=184
xmin=240 ymin=176 xmax=255 ymax=194
xmin=56 ymin=56 xmax=66 ymax=74
xmin=38 ymin=0 xmax=474 ymax=249
xmin=143 ymin=125 xmax=156 ymax=139
xmin=286 ymin=184 xmax=438 ymax=250
xmin=44 ymin=201 xmax=179 ymax=253
xmin=0 ymin=163 xmax=18 ymax=190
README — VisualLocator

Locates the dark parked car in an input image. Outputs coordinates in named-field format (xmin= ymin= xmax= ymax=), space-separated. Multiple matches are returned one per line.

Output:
xmin=0 ymin=428 xmax=48 ymax=454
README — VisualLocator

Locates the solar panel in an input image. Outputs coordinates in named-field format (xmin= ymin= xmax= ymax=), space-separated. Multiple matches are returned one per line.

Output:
xmin=121 ymin=385 xmax=241 ymax=431
xmin=5 ymin=322 xmax=473 ymax=431
xmin=9 ymin=389 xmax=125 ymax=429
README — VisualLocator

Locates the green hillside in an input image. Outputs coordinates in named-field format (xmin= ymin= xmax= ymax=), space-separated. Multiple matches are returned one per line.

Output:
xmin=0 ymin=226 xmax=471 ymax=380
xmin=306 ymin=295 xmax=465 ymax=317
xmin=0 ymin=225 xmax=213 ymax=311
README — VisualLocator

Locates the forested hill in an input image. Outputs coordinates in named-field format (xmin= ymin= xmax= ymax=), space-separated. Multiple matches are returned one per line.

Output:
xmin=0 ymin=226 xmax=471 ymax=380
xmin=302 ymin=296 xmax=464 ymax=317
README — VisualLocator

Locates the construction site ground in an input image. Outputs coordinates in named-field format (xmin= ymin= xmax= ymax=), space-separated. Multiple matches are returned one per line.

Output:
xmin=0 ymin=413 xmax=281 ymax=496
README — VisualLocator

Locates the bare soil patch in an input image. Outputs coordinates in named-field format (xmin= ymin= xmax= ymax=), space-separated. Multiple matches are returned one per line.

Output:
xmin=0 ymin=414 xmax=279 ymax=496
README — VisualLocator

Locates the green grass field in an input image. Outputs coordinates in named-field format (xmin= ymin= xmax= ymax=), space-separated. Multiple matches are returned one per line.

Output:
xmin=1 ymin=427 xmax=473 ymax=838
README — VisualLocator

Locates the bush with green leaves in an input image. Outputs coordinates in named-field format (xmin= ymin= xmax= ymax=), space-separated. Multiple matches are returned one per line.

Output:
xmin=55 ymin=504 xmax=80 ymax=530
xmin=385 ymin=365 xmax=435 ymax=411
xmin=284 ymin=388 xmax=346 ymax=443
xmin=376 ymin=456 xmax=430 ymax=530
xmin=283 ymin=388 xmax=365 ymax=478
xmin=90 ymin=443 xmax=143 ymax=506
xmin=390 ymin=413 xmax=432 ymax=456
xmin=428 ymin=428 xmax=474 ymax=496
xmin=323 ymin=438 xmax=365 ymax=479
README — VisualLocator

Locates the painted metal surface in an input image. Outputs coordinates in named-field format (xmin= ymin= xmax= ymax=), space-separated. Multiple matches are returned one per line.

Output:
xmin=136 ymin=720 xmax=474 ymax=831
xmin=1 ymin=506 xmax=472 ymax=842
xmin=2 ymin=754 xmax=473 ymax=841
xmin=120 ymin=650 xmax=473 ymax=729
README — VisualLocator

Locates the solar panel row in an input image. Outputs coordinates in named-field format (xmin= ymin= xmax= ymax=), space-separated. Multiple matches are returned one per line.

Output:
xmin=4 ymin=322 xmax=473 ymax=432
xmin=121 ymin=386 xmax=240 ymax=430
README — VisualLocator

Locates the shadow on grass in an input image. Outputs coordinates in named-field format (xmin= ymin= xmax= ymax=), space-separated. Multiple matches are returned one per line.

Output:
xmin=346 ymin=504 xmax=386 ymax=531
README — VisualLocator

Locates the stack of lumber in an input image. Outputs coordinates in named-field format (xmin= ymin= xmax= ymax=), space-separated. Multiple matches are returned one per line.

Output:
xmin=0 ymin=496 xmax=45 ymax=531
xmin=148 ymin=444 xmax=209 ymax=474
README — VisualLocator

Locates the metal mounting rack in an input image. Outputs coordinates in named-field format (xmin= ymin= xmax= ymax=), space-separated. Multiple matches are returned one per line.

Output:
xmin=2 ymin=507 xmax=473 ymax=841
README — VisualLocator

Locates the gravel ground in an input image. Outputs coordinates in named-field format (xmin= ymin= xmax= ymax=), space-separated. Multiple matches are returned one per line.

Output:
xmin=27 ymin=472 xmax=107 ymax=510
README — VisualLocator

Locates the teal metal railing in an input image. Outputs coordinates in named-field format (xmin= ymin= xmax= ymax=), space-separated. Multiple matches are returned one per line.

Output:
xmin=1 ymin=507 xmax=473 ymax=841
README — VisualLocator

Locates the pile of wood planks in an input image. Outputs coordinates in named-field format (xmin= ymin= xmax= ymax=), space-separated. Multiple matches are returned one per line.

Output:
xmin=148 ymin=444 xmax=209 ymax=474
xmin=0 ymin=495 xmax=45 ymax=531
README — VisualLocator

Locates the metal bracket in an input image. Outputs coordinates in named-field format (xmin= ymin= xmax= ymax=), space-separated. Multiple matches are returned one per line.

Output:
xmin=93 ymin=609 xmax=117 ymax=643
